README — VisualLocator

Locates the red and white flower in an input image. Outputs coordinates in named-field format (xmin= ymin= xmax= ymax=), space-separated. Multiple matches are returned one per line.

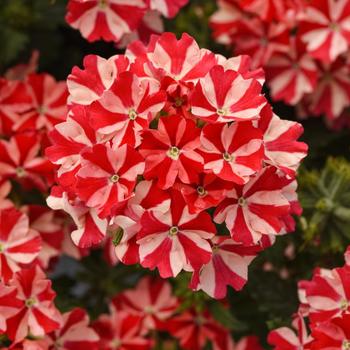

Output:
xmin=257 ymin=105 xmax=308 ymax=177
xmin=300 ymin=0 xmax=350 ymax=63
xmin=175 ymin=174 xmax=232 ymax=214
xmin=268 ymin=314 xmax=313 ymax=350
xmin=191 ymin=65 xmax=266 ymax=123
xmin=76 ymin=143 xmax=144 ymax=217
xmin=112 ymin=276 xmax=178 ymax=332
xmin=139 ymin=115 xmax=203 ymax=189
xmin=307 ymin=57 xmax=350 ymax=120
xmin=142 ymin=32 xmax=217 ymax=86
xmin=0 ymin=132 xmax=55 ymax=191
xmin=47 ymin=308 xmax=99 ymax=350
xmin=0 ymin=207 xmax=41 ymax=283
xmin=14 ymin=73 xmax=68 ymax=132
xmin=66 ymin=0 xmax=146 ymax=43
xmin=214 ymin=166 xmax=292 ymax=245
xmin=67 ymin=54 xmax=129 ymax=106
xmin=200 ymin=121 xmax=264 ymax=184
xmin=310 ymin=314 xmax=350 ymax=349
xmin=167 ymin=308 xmax=234 ymax=350
xmin=5 ymin=266 xmax=62 ymax=342
xmin=190 ymin=237 xmax=261 ymax=299
xmin=265 ymin=38 xmax=319 ymax=105
xmin=137 ymin=190 xmax=215 ymax=277
xmin=89 ymin=71 xmax=166 ymax=147
xmin=93 ymin=310 xmax=152 ymax=350
xmin=302 ymin=266 xmax=350 ymax=324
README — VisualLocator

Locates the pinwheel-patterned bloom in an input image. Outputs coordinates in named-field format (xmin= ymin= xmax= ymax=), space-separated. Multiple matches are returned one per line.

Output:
xmin=307 ymin=57 xmax=350 ymax=120
xmin=265 ymin=39 xmax=319 ymax=105
xmin=67 ymin=54 xmax=129 ymax=106
xmin=239 ymin=0 xmax=302 ymax=23
xmin=93 ymin=310 xmax=152 ymax=350
xmin=0 ymin=132 xmax=55 ymax=191
xmin=5 ymin=266 xmax=62 ymax=342
xmin=112 ymin=276 xmax=178 ymax=332
xmin=200 ymin=121 xmax=264 ymax=184
xmin=310 ymin=314 xmax=350 ymax=349
xmin=14 ymin=73 xmax=68 ymax=132
xmin=191 ymin=65 xmax=266 ymax=123
xmin=45 ymin=106 xmax=97 ymax=175
xmin=47 ymin=308 xmax=99 ymax=350
xmin=139 ymin=115 xmax=203 ymax=189
xmin=175 ymin=174 xmax=232 ymax=214
xmin=0 ymin=283 xmax=23 ymax=334
xmin=66 ymin=0 xmax=146 ymax=43
xmin=167 ymin=309 xmax=234 ymax=350
xmin=230 ymin=17 xmax=290 ymax=69
xmin=190 ymin=237 xmax=261 ymax=299
xmin=76 ymin=143 xmax=145 ymax=217
xmin=257 ymin=105 xmax=308 ymax=177
xmin=300 ymin=0 xmax=350 ymax=63
xmin=214 ymin=166 xmax=292 ymax=245
xmin=301 ymin=266 xmax=350 ymax=324
xmin=0 ymin=207 xmax=41 ymax=283
xmin=268 ymin=314 xmax=313 ymax=350
xmin=137 ymin=190 xmax=215 ymax=278
xmin=142 ymin=32 xmax=217 ymax=86
xmin=89 ymin=71 xmax=166 ymax=147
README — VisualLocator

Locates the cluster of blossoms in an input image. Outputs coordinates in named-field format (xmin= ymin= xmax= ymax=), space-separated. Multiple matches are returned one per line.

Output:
xmin=46 ymin=31 xmax=308 ymax=300
xmin=268 ymin=246 xmax=350 ymax=350
xmin=65 ymin=0 xmax=189 ymax=45
xmin=210 ymin=0 xmax=350 ymax=128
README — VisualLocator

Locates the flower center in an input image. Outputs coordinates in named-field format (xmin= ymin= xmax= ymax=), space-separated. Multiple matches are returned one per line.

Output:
xmin=196 ymin=186 xmax=207 ymax=197
xmin=217 ymin=108 xmax=227 ymax=117
xmin=169 ymin=226 xmax=179 ymax=236
xmin=329 ymin=22 xmax=339 ymax=31
xmin=212 ymin=244 xmax=219 ymax=254
xmin=340 ymin=299 xmax=349 ymax=311
xmin=0 ymin=243 xmax=4 ymax=253
xmin=110 ymin=338 xmax=121 ymax=349
xmin=174 ymin=97 xmax=184 ymax=107
xmin=37 ymin=105 xmax=47 ymax=115
xmin=144 ymin=305 xmax=155 ymax=314
xmin=167 ymin=146 xmax=180 ymax=160
xmin=223 ymin=152 xmax=234 ymax=162
xmin=25 ymin=297 xmax=37 ymax=308
xmin=238 ymin=197 xmax=246 ymax=207
xmin=16 ymin=167 xmax=26 ymax=178
xmin=128 ymin=108 xmax=137 ymax=120
xmin=99 ymin=0 xmax=108 ymax=8
xmin=343 ymin=340 xmax=350 ymax=350
xmin=110 ymin=174 xmax=120 ymax=183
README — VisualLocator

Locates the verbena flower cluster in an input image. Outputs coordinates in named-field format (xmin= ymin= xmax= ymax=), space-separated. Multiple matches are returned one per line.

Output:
xmin=269 ymin=246 xmax=350 ymax=349
xmin=210 ymin=0 xmax=350 ymax=128
xmin=46 ymin=32 xmax=307 ymax=299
